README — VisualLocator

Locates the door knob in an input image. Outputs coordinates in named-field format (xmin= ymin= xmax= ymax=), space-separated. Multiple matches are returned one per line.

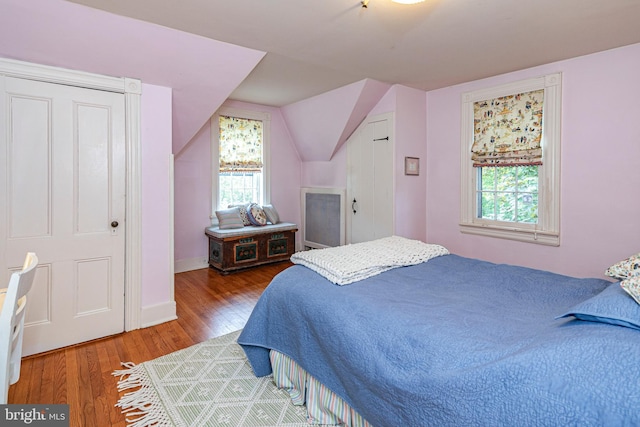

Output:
xmin=111 ymin=220 xmax=119 ymax=228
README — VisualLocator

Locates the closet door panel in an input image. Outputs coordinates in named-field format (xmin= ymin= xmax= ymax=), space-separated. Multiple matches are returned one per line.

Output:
xmin=1 ymin=76 xmax=126 ymax=356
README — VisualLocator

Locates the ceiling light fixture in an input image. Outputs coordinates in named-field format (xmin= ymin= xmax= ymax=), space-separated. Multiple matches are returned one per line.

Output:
xmin=361 ymin=0 xmax=424 ymax=8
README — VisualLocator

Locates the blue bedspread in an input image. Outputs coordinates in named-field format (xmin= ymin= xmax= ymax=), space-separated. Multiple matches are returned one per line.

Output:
xmin=238 ymin=254 xmax=640 ymax=426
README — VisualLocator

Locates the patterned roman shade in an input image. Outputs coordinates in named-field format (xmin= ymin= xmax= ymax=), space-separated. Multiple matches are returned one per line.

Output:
xmin=219 ymin=115 xmax=263 ymax=172
xmin=471 ymin=89 xmax=544 ymax=167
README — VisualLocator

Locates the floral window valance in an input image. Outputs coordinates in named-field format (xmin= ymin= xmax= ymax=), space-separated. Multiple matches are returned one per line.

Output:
xmin=219 ymin=115 xmax=263 ymax=172
xmin=471 ymin=89 xmax=544 ymax=167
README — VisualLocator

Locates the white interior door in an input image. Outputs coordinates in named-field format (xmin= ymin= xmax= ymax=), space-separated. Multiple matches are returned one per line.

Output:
xmin=347 ymin=113 xmax=394 ymax=244
xmin=0 ymin=76 xmax=126 ymax=356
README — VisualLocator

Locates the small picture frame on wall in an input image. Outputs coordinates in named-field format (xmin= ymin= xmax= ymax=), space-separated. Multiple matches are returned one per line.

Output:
xmin=405 ymin=157 xmax=419 ymax=176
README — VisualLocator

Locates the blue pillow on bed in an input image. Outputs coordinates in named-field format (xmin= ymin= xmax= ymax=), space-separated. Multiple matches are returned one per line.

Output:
xmin=556 ymin=283 xmax=640 ymax=331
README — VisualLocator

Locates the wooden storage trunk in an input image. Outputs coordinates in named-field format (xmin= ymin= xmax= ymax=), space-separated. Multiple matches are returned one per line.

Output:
xmin=205 ymin=223 xmax=298 ymax=273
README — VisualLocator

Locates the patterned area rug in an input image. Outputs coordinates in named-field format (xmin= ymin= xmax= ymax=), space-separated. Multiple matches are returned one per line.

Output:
xmin=113 ymin=330 xmax=311 ymax=427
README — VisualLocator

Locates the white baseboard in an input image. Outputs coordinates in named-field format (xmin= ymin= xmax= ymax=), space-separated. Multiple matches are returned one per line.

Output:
xmin=141 ymin=301 xmax=178 ymax=328
xmin=175 ymin=256 xmax=209 ymax=273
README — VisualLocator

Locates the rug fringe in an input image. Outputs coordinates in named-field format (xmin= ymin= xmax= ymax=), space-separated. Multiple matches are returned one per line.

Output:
xmin=113 ymin=362 xmax=173 ymax=427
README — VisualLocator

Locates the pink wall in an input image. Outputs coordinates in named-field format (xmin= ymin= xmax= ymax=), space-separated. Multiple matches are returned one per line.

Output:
xmin=361 ymin=85 xmax=429 ymax=241
xmin=174 ymin=124 xmax=214 ymax=263
xmin=141 ymin=84 xmax=173 ymax=306
xmin=300 ymin=152 xmax=347 ymax=188
xmin=0 ymin=0 xmax=265 ymax=156
xmin=298 ymin=84 xmax=428 ymax=242
xmin=426 ymin=43 xmax=640 ymax=279
xmin=393 ymin=86 xmax=428 ymax=240
xmin=282 ymin=81 xmax=367 ymax=161
xmin=173 ymin=100 xmax=303 ymax=263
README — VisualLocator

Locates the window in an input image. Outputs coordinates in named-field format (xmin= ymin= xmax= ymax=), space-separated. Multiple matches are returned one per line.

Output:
xmin=211 ymin=107 xmax=270 ymax=219
xmin=460 ymin=74 xmax=561 ymax=246
xmin=477 ymin=165 xmax=538 ymax=223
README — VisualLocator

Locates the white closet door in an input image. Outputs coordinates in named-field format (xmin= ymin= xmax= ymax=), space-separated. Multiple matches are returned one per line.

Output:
xmin=347 ymin=113 xmax=394 ymax=244
xmin=0 ymin=76 xmax=126 ymax=356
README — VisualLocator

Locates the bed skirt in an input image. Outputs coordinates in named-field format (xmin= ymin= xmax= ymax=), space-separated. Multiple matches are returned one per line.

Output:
xmin=269 ymin=350 xmax=371 ymax=427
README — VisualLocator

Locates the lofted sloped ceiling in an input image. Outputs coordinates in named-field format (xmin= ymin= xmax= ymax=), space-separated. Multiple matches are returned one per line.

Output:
xmin=0 ymin=0 xmax=266 ymax=155
xmin=60 ymin=0 xmax=640 ymax=164
xmin=0 ymin=0 xmax=391 ymax=160
xmin=281 ymin=79 xmax=392 ymax=161
xmin=9 ymin=0 xmax=640 ymax=162
xmin=65 ymin=0 xmax=640 ymax=108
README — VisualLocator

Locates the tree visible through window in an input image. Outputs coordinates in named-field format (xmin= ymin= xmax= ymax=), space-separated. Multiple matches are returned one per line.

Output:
xmin=478 ymin=165 xmax=538 ymax=223
xmin=471 ymin=88 xmax=543 ymax=226
xmin=460 ymin=73 xmax=561 ymax=246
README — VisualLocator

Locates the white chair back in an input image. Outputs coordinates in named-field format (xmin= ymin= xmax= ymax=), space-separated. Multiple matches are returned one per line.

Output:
xmin=0 ymin=252 xmax=38 ymax=404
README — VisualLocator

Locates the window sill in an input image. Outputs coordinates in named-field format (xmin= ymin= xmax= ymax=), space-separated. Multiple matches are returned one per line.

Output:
xmin=459 ymin=223 xmax=559 ymax=246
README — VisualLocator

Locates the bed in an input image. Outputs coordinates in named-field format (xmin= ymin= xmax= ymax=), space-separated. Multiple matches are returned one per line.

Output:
xmin=238 ymin=237 xmax=640 ymax=426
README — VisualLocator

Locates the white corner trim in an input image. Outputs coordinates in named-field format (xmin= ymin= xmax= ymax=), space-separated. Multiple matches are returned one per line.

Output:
xmin=175 ymin=257 xmax=210 ymax=273
xmin=169 ymin=154 xmax=176 ymax=302
xmin=124 ymin=85 xmax=143 ymax=331
xmin=459 ymin=223 xmax=559 ymax=246
xmin=141 ymin=301 xmax=178 ymax=328
xmin=1 ymin=57 xmax=129 ymax=93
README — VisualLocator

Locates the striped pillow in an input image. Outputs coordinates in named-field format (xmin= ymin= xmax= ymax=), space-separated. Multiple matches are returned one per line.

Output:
xmin=215 ymin=207 xmax=244 ymax=229
xmin=228 ymin=203 xmax=252 ymax=226
xmin=262 ymin=204 xmax=280 ymax=224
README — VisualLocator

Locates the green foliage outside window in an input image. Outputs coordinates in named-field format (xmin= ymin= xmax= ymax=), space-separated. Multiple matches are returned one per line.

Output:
xmin=478 ymin=166 xmax=538 ymax=224
xmin=219 ymin=172 xmax=262 ymax=207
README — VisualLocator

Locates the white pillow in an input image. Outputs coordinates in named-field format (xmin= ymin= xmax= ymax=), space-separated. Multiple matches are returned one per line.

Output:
xmin=262 ymin=204 xmax=280 ymax=224
xmin=228 ymin=203 xmax=251 ymax=226
xmin=215 ymin=207 xmax=244 ymax=229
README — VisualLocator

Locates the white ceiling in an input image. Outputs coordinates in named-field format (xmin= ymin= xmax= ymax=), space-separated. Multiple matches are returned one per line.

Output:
xmin=67 ymin=0 xmax=640 ymax=107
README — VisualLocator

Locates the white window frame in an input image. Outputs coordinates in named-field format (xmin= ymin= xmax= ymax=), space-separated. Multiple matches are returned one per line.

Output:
xmin=459 ymin=73 xmax=561 ymax=246
xmin=211 ymin=107 xmax=271 ymax=223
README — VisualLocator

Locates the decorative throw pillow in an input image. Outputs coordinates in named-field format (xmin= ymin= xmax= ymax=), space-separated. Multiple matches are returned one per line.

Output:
xmin=228 ymin=203 xmax=251 ymax=226
xmin=621 ymin=276 xmax=640 ymax=305
xmin=556 ymin=283 xmax=640 ymax=330
xmin=215 ymin=207 xmax=244 ymax=229
xmin=605 ymin=253 xmax=640 ymax=279
xmin=262 ymin=204 xmax=280 ymax=224
xmin=247 ymin=203 xmax=268 ymax=226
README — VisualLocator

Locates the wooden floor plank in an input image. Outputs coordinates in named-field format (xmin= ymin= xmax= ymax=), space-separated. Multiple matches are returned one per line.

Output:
xmin=64 ymin=346 xmax=83 ymax=427
xmin=38 ymin=352 xmax=55 ymax=404
xmin=77 ymin=346 xmax=98 ymax=427
xmin=7 ymin=261 xmax=291 ymax=426
xmin=10 ymin=357 xmax=32 ymax=404
xmin=25 ymin=353 xmax=44 ymax=403
xmin=52 ymin=350 xmax=68 ymax=405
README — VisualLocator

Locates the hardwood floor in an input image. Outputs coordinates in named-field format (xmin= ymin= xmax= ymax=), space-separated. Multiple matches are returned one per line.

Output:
xmin=8 ymin=261 xmax=292 ymax=427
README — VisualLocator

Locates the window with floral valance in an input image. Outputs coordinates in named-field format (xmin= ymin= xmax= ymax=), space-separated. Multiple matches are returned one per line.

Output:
xmin=211 ymin=108 xmax=271 ymax=215
xmin=219 ymin=115 xmax=264 ymax=172
xmin=460 ymin=74 xmax=561 ymax=246
xmin=471 ymin=89 xmax=544 ymax=168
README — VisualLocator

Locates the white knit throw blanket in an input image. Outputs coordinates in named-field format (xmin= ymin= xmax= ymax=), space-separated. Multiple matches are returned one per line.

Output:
xmin=290 ymin=236 xmax=449 ymax=285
